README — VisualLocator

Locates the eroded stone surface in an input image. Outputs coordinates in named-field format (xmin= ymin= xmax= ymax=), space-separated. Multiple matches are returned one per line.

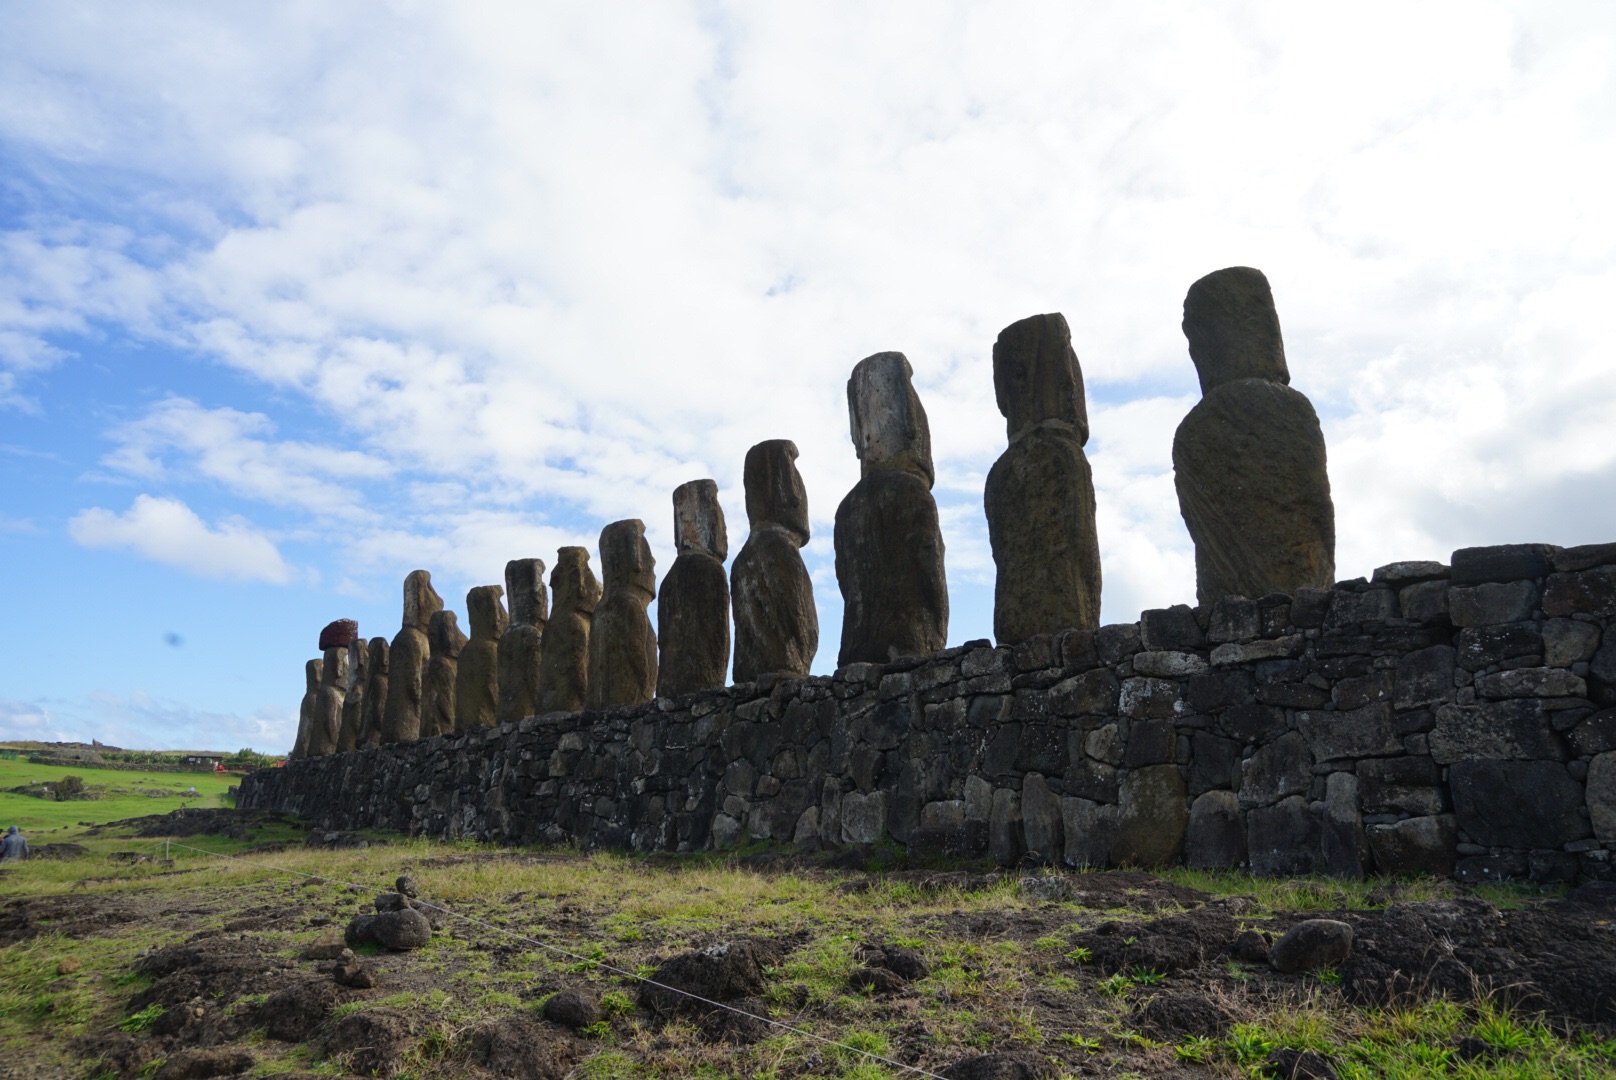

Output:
xmin=382 ymin=571 xmax=442 ymax=745
xmin=659 ymin=480 xmax=731 ymax=698
xmin=307 ymin=646 xmax=348 ymax=757
xmin=587 ymin=520 xmax=657 ymax=709
xmin=357 ymin=637 xmax=389 ymax=750
xmin=336 ymin=638 xmax=369 ymax=753
xmin=421 ymin=610 xmax=465 ymax=739
xmin=291 ymin=658 xmax=323 ymax=760
xmin=732 ymin=440 xmax=818 ymax=682
xmin=537 ymin=547 xmax=602 ymax=714
xmin=454 ymin=585 xmax=507 ymax=733
xmin=497 ymin=558 xmax=547 ymax=725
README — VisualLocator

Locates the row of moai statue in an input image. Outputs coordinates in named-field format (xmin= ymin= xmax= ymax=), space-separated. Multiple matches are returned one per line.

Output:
xmin=290 ymin=266 xmax=1335 ymax=759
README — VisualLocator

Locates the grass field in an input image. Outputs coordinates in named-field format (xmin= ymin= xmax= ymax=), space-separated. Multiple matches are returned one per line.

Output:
xmin=0 ymin=756 xmax=238 ymax=833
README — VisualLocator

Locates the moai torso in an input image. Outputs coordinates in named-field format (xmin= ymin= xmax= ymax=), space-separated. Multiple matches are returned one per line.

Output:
xmin=421 ymin=610 xmax=466 ymax=738
xmin=358 ymin=637 xmax=389 ymax=749
xmin=309 ymin=646 xmax=348 ymax=756
xmin=984 ymin=313 xmax=1102 ymax=643
xmin=1172 ymin=267 xmax=1335 ymax=605
xmin=587 ymin=520 xmax=658 ymax=709
xmin=537 ymin=547 xmax=601 ymax=713
xmin=291 ymin=657 xmax=323 ymax=760
xmin=731 ymin=440 xmax=818 ymax=682
xmin=497 ymin=558 xmax=548 ymax=724
xmin=834 ymin=352 xmax=948 ymax=665
xmin=455 ymin=585 xmax=507 ymax=732
xmin=657 ymin=479 xmax=731 ymax=697
xmin=382 ymin=570 xmax=442 ymax=743
xmin=337 ymin=636 xmax=369 ymax=753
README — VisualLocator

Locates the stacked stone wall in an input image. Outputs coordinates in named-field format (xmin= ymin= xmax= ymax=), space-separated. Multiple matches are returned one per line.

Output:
xmin=241 ymin=541 xmax=1616 ymax=883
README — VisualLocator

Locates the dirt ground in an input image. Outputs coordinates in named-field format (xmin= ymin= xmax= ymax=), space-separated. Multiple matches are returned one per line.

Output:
xmin=3 ymin=810 xmax=1616 ymax=1079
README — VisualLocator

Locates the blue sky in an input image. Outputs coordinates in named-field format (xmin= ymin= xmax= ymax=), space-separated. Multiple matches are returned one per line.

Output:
xmin=3 ymin=2 xmax=1615 ymax=753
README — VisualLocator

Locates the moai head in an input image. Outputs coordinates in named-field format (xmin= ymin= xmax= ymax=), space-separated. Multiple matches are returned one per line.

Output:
xmin=743 ymin=439 xmax=810 ymax=545
xmin=847 ymin=351 xmax=934 ymax=486
xmin=428 ymin=609 xmax=467 ymax=658
xmin=551 ymin=547 xmax=603 ymax=615
xmin=600 ymin=519 xmax=656 ymax=601
xmin=505 ymin=558 xmax=549 ymax=629
xmin=401 ymin=570 xmax=444 ymax=632
xmin=305 ymin=658 xmax=324 ymax=694
xmin=346 ymin=638 xmax=369 ymax=692
xmin=993 ymin=313 xmax=1089 ymax=446
xmin=673 ymin=479 xmax=728 ymax=561
xmin=1182 ymin=266 xmax=1290 ymax=395
xmin=367 ymin=636 xmax=390 ymax=677
xmin=320 ymin=646 xmax=349 ymax=688
xmin=466 ymin=585 xmax=509 ymax=640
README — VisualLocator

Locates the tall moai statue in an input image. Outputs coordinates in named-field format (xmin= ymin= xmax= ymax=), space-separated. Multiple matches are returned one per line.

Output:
xmin=336 ymin=637 xmax=369 ymax=753
xmin=537 ymin=547 xmax=602 ymax=713
xmin=1173 ymin=267 xmax=1335 ymax=604
xmin=587 ymin=520 xmax=658 ymax=709
xmin=307 ymin=646 xmax=348 ymax=757
xmin=381 ymin=570 xmax=443 ymax=744
xmin=984 ymin=313 xmax=1102 ymax=644
xmin=834 ymin=352 xmax=948 ymax=665
xmin=731 ymin=440 xmax=818 ymax=682
xmin=357 ymin=637 xmax=389 ymax=750
xmin=420 ymin=610 xmax=466 ymax=738
xmin=291 ymin=657 xmax=323 ymax=760
xmin=497 ymin=559 xmax=548 ymax=724
xmin=657 ymin=480 xmax=730 ymax=697
xmin=455 ymin=585 xmax=507 ymax=732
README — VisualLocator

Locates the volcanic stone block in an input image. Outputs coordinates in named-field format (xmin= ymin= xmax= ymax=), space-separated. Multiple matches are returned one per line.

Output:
xmin=1172 ymin=268 xmax=1334 ymax=605
xmin=835 ymin=352 xmax=948 ymax=665
xmin=336 ymin=638 xmax=368 ymax=753
xmin=537 ymin=547 xmax=602 ymax=714
xmin=1588 ymin=752 xmax=1616 ymax=842
xmin=1430 ymin=700 xmax=1566 ymax=764
xmin=319 ymin=618 xmax=359 ymax=650
xmin=357 ymin=637 xmax=388 ymax=749
xmin=497 ymin=558 xmax=548 ymax=724
xmin=1367 ymin=815 xmax=1457 ymax=877
xmin=1246 ymin=795 xmax=1321 ymax=875
xmin=731 ymin=440 xmax=818 ymax=682
xmin=1449 ymin=543 xmax=1557 ymax=585
xmin=1449 ymin=581 xmax=1537 ymax=627
xmin=455 ymin=585 xmax=507 ymax=733
xmin=308 ymin=646 xmax=348 ymax=757
xmin=1021 ymin=773 xmax=1063 ymax=865
xmin=588 ymin=520 xmax=658 ymax=709
xmin=421 ymin=610 xmax=466 ymax=738
xmin=1061 ymin=797 xmax=1118 ymax=867
xmin=292 ymin=658 xmax=322 ymax=760
xmin=382 ymin=571 xmax=442 ymax=745
xmin=658 ymin=480 xmax=731 ymax=698
xmin=984 ymin=313 xmax=1102 ymax=645
xmin=1240 ymin=731 xmax=1312 ymax=808
xmin=1185 ymin=790 xmax=1246 ymax=870
xmin=1113 ymin=764 xmax=1187 ymax=868
xmin=1321 ymin=772 xmax=1366 ymax=878
xmin=1449 ymin=759 xmax=1590 ymax=848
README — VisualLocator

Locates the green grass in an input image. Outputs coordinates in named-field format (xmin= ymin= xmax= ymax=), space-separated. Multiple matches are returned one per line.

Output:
xmin=0 ymin=757 xmax=236 ymax=832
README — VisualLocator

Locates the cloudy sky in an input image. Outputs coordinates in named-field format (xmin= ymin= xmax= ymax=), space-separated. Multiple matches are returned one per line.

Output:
xmin=3 ymin=2 xmax=1614 ymax=753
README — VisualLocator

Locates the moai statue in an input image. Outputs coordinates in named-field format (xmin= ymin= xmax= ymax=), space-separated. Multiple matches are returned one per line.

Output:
xmin=497 ymin=559 xmax=548 ymax=724
xmin=731 ymin=440 xmax=818 ymax=682
xmin=420 ymin=610 xmax=467 ymax=738
xmin=834 ymin=352 xmax=948 ymax=665
xmin=587 ymin=520 xmax=657 ymax=709
xmin=1173 ymin=268 xmax=1335 ymax=604
xmin=455 ymin=585 xmax=507 ymax=732
xmin=984 ymin=313 xmax=1102 ymax=644
xmin=291 ymin=657 xmax=323 ymax=760
xmin=308 ymin=646 xmax=348 ymax=756
xmin=657 ymin=480 xmax=730 ymax=697
xmin=357 ymin=637 xmax=389 ymax=749
xmin=381 ymin=570 xmax=443 ymax=744
xmin=536 ymin=547 xmax=602 ymax=713
xmin=336 ymin=637 xmax=369 ymax=753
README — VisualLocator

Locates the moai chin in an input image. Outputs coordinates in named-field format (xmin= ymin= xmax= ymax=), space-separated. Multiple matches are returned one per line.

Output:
xmin=587 ymin=519 xmax=658 ymax=709
xmin=984 ymin=313 xmax=1102 ymax=644
xmin=357 ymin=637 xmax=389 ymax=749
xmin=455 ymin=584 xmax=507 ymax=732
xmin=1173 ymin=267 xmax=1335 ymax=605
xmin=834 ymin=352 xmax=948 ymax=665
xmin=497 ymin=558 xmax=548 ymax=724
xmin=336 ymin=637 xmax=369 ymax=753
xmin=291 ymin=657 xmax=323 ymax=760
xmin=657 ymin=480 xmax=731 ymax=698
xmin=421 ymin=610 xmax=467 ymax=738
xmin=308 ymin=646 xmax=349 ymax=756
xmin=382 ymin=569 xmax=442 ymax=744
xmin=731 ymin=440 xmax=818 ymax=682
xmin=536 ymin=547 xmax=601 ymax=713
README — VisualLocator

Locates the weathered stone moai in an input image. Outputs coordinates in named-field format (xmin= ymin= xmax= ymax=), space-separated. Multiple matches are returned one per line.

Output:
xmin=455 ymin=585 xmax=507 ymax=732
xmin=336 ymin=637 xmax=369 ymax=753
xmin=291 ymin=658 xmax=323 ymax=760
xmin=307 ymin=646 xmax=348 ymax=757
xmin=420 ymin=610 xmax=466 ymax=738
xmin=357 ymin=637 xmax=389 ymax=749
xmin=657 ymin=480 xmax=730 ymax=697
xmin=497 ymin=559 xmax=548 ymax=724
xmin=731 ymin=440 xmax=818 ymax=682
xmin=536 ymin=547 xmax=601 ymax=713
xmin=834 ymin=352 xmax=948 ymax=665
xmin=984 ymin=313 xmax=1102 ymax=644
xmin=381 ymin=570 xmax=443 ymax=744
xmin=1173 ymin=267 xmax=1335 ymax=604
xmin=587 ymin=520 xmax=658 ymax=709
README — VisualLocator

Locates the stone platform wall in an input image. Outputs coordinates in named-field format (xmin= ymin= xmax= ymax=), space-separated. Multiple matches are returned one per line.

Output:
xmin=240 ymin=542 xmax=1616 ymax=883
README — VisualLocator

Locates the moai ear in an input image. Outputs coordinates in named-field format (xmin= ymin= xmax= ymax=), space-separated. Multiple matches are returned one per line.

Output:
xmin=847 ymin=351 xmax=934 ymax=487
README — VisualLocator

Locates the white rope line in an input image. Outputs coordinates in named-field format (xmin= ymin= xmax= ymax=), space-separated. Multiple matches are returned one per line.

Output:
xmin=150 ymin=837 xmax=953 ymax=1080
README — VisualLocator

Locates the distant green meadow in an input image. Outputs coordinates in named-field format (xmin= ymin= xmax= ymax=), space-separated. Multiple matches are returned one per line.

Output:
xmin=0 ymin=757 xmax=238 ymax=833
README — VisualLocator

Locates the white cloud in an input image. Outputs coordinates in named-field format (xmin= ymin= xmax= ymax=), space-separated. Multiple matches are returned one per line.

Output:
xmin=68 ymin=494 xmax=295 ymax=584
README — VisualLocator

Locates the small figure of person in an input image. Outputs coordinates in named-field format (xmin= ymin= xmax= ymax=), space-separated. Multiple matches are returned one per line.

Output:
xmin=0 ymin=825 xmax=29 ymax=863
